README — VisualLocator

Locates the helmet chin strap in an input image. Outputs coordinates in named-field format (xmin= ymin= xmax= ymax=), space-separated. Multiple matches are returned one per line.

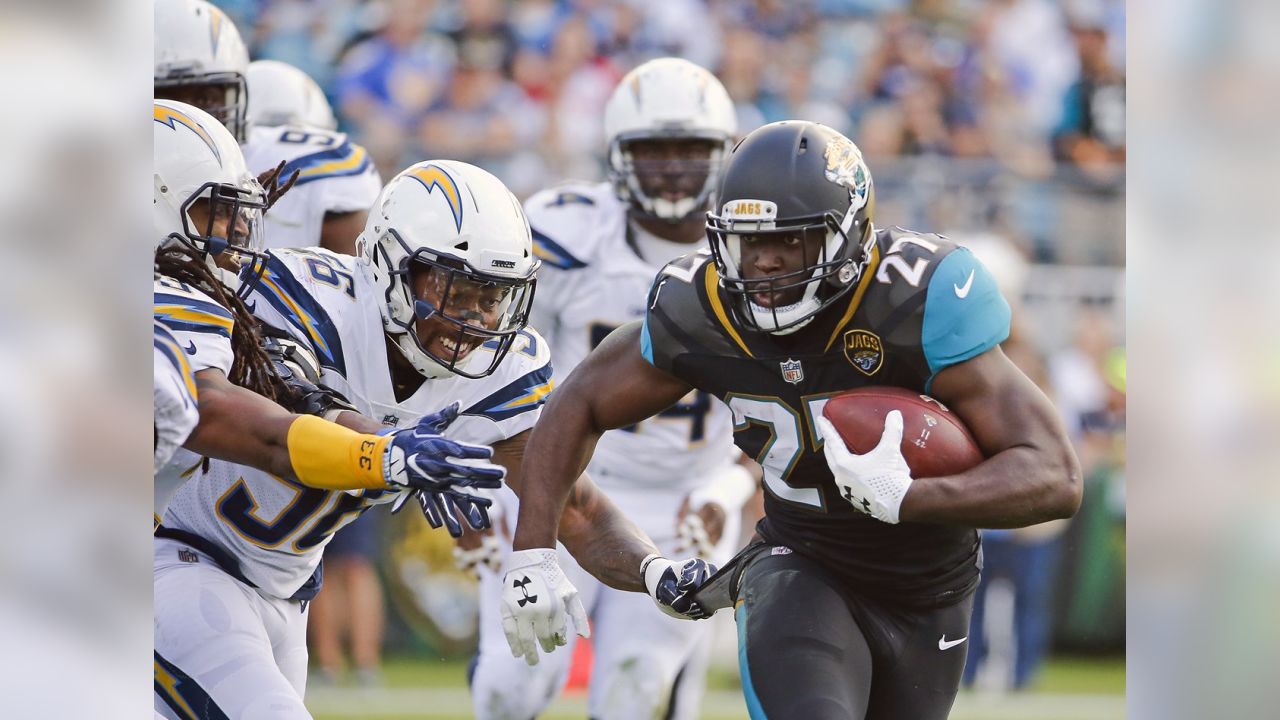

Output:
xmin=750 ymin=296 xmax=821 ymax=336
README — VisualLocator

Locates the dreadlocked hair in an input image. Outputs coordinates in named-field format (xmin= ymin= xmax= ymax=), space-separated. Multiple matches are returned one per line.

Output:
xmin=155 ymin=243 xmax=288 ymax=403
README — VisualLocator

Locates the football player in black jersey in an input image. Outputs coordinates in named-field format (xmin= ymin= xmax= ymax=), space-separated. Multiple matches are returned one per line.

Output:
xmin=505 ymin=121 xmax=1082 ymax=719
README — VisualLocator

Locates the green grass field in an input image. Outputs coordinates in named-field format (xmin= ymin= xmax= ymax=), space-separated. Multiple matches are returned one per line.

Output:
xmin=308 ymin=654 xmax=1124 ymax=720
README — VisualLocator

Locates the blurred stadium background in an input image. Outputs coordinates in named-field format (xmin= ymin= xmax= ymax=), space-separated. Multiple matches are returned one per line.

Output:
xmin=214 ymin=0 xmax=1125 ymax=716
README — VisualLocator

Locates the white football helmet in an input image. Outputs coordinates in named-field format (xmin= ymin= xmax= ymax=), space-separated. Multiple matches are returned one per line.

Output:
xmin=246 ymin=60 xmax=338 ymax=131
xmin=359 ymin=161 xmax=539 ymax=380
xmin=603 ymin=58 xmax=737 ymax=222
xmin=154 ymin=0 xmax=251 ymax=141
xmin=153 ymin=100 xmax=267 ymax=291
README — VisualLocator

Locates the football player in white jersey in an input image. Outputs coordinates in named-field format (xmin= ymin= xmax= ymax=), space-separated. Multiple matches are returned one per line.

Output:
xmin=154 ymin=0 xmax=249 ymax=141
xmin=153 ymin=102 xmax=507 ymax=718
xmin=470 ymin=58 xmax=759 ymax=720
xmin=242 ymin=59 xmax=382 ymax=253
xmin=155 ymin=0 xmax=381 ymax=253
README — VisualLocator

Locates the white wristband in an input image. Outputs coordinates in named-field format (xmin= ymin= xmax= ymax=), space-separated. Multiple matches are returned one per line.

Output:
xmin=640 ymin=553 xmax=670 ymax=597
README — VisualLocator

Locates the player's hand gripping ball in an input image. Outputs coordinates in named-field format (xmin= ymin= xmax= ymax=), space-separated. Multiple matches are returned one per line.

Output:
xmin=816 ymin=387 xmax=983 ymax=523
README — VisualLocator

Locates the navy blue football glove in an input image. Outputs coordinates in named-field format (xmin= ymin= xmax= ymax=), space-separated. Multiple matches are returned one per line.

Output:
xmin=641 ymin=555 xmax=718 ymax=620
xmin=392 ymin=486 xmax=495 ymax=538
xmin=385 ymin=403 xmax=504 ymax=537
xmin=380 ymin=403 xmax=506 ymax=492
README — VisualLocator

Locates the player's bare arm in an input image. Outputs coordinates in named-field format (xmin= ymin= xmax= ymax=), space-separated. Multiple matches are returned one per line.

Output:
xmin=511 ymin=321 xmax=695 ymax=559
xmin=496 ymin=390 xmax=670 ymax=593
xmin=899 ymin=345 xmax=1083 ymax=527
xmin=500 ymin=322 xmax=720 ymax=665
xmin=184 ymin=368 xmax=307 ymax=480
xmin=184 ymin=367 xmax=504 ymax=496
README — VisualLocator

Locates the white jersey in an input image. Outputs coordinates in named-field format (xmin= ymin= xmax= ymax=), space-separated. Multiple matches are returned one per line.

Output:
xmin=153 ymin=320 xmax=198 ymax=481
xmin=153 ymin=276 xmax=235 ymax=520
xmin=242 ymin=125 xmax=382 ymax=250
xmin=161 ymin=248 xmax=553 ymax=599
xmin=524 ymin=182 xmax=736 ymax=493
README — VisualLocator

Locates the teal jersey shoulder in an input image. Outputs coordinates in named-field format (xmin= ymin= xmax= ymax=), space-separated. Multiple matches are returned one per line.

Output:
xmin=921 ymin=246 xmax=1011 ymax=380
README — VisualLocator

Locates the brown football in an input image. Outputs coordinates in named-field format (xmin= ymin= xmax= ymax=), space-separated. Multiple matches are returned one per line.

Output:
xmin=821 ymin=386 xmax=983 ymax=478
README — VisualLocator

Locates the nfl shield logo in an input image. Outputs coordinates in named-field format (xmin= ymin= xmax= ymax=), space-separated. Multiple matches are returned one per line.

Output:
xmin=780 ymin=358 xmax=804 ymax=384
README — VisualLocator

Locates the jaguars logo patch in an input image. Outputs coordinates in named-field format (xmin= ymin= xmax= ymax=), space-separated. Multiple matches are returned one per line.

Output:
xmin=843 ymin=329 xmax=884 ymax=376
xmin=823 ymin=136 xmax=871 ymax=204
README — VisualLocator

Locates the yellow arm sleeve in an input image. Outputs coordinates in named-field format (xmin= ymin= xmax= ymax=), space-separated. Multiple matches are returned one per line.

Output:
xmin=286 ymin=414 xmax=392 ymax=490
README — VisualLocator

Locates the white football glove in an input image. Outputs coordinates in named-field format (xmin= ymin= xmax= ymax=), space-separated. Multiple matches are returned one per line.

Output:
xmin=499 ymin=548 xmax=590 ymax=666
xmin=815 ymin=410 xmax=914 ymax=524
xmin=641 ymin=554 xmax=717 ymax=620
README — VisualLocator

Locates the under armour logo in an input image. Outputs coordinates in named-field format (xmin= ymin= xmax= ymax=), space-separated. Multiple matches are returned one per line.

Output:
xmin=513 ymin=576 xmax=538 ymax=606
xmin=843 ymin=487 xmax=871 ymax=513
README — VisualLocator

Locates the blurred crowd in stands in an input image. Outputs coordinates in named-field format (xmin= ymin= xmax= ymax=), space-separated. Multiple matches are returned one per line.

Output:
xmin=219 ymin=0 xmax=1124 ymax=264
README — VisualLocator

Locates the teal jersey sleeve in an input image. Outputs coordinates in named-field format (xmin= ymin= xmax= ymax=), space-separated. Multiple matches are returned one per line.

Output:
xmin=921 ymin=247 xmax=1011 ymax=384
xmin=640 ymin=312 xmax=655 ymax=365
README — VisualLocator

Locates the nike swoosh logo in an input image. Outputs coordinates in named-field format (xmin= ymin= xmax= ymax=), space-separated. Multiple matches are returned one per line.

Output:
xmin=953 ymin=269 xmax=975 ymax=298
xmin=183 ymin=340 xmax=197 ymax=354
xmin=938 ymin=635 xmax=968 ymax=650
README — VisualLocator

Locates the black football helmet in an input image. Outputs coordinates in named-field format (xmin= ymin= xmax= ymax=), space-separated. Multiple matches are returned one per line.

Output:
xmin=706 ymin=121 xmax=876 ymax=334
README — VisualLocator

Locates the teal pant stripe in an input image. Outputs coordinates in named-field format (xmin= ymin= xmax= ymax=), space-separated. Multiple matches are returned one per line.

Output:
xmin=736 ymin=603 xmax=769 ymax=719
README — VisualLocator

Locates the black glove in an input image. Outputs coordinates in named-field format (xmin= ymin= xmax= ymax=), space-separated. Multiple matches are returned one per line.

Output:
xmin=260 ymin=329 xmax=356 ymax=416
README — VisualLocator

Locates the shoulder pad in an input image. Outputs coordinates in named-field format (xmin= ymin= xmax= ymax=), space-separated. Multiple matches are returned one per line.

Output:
xmin=154 ymin=275 xmax=235 ymax=374
xmin=921 ymin=245 xmax=1010 ymax=378
xmin=244 ymin=250 xmax=351 ymax=374
xmin=524 ymin=182 xmax=619 ymax=270
xmin=273 ymin=131 xmax=372 ymax=188
xmin=154 ymin=275 xmax=234 ymax=339
xmin=655 ymin=249 xmax=713 ymax=284
xmin=460 ymin=327 xmax=554 ymax=423
xmin=153 ymin=320 xmax=198 ymax=401
xmin=870 ymin=227 xmax=960 ymax=308
xmin=642 ymin=251 xmax=746 ymax=374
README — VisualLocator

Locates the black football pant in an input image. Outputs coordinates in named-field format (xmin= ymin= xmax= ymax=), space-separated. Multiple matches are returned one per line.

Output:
xmin=734 ymin=549 xmax=974 ymax=720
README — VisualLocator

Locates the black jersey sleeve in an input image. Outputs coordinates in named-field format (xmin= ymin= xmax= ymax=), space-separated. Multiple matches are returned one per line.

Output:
xmin=640 ymin=249 xmax=749 ymax=379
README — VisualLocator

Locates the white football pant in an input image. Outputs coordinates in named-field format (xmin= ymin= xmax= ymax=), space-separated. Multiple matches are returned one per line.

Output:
xmin=154 ymin=537 xmax=312 ymax=719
